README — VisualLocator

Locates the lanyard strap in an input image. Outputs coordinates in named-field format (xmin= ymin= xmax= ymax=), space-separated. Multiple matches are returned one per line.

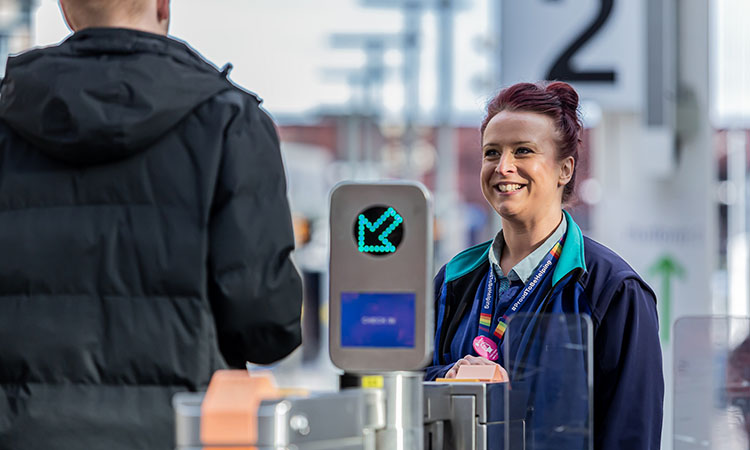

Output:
xmin=478 ymin=235 xmax=565 ymax=343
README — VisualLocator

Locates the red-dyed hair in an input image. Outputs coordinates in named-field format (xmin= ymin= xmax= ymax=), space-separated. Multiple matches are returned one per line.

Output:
xmin=480 ymin=81 xmax=583 ymax=203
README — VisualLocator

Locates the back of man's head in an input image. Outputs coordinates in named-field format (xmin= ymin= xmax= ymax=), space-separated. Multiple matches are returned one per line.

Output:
xmin=60 ymin=0 xmax=170 ymax=35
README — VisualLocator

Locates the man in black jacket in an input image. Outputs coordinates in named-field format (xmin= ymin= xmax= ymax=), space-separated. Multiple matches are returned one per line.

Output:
xmin=0 ymin=0 xmax=303 ymax=448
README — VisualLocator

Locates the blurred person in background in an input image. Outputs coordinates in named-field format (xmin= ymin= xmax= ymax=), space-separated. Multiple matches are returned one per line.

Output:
xmin=0 ymin=0 xmax=302 ymax=448
xmin=425 ymin=82 xmax=663 ymax=449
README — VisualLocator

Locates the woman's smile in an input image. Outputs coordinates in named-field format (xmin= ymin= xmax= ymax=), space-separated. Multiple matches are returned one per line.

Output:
xmin=494 ymin=182 xmax=526 ymax=194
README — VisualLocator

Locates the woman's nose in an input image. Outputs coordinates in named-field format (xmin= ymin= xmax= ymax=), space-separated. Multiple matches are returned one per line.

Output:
xmin=496 ymin=153 xmax=515 ymax=174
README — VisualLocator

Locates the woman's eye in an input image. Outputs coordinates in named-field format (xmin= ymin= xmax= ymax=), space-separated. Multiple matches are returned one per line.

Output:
xmin=515 ymin=147 xmax=532 ymax=155
xmin=483 ymin=149 xmax=499 ymax=158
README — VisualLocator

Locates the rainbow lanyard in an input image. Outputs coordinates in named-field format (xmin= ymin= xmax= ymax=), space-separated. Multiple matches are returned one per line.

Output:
xmin=478 ymin=235 xmax=565 ymax=343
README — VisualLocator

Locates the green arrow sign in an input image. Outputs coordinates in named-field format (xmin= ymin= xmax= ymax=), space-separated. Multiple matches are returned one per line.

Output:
xmin=648 ymin=254 xmax=685 ymax=342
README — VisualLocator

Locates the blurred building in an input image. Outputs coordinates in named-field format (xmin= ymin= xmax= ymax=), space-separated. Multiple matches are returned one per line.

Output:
xmin=0 ymin=0 xmax=34 ymax=73
xmin=277 ymin=112 xmax=593 ymax=252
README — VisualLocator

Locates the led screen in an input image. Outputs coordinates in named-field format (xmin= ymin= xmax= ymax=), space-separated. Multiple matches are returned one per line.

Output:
xmin=341 ymin=292 xmax=415 ymax=348
xmin=352 ymin=205 xmax=404 ymax=256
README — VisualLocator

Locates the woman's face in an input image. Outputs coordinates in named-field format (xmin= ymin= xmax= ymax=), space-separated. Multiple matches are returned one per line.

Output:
xmin=480 ymin=110 xmax=573 ymax=224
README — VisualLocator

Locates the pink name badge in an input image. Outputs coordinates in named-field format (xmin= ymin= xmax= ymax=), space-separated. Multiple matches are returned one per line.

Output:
xmin=473 ymin=336 xmax=499 ymax=361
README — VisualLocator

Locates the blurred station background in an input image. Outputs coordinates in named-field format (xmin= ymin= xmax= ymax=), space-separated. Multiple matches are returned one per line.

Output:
xmin=2 ymin=0 xmax=750 ymax=448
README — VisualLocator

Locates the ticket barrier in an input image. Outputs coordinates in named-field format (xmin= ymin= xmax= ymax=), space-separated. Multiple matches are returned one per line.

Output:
xmin=173 ymin=375 xmax=529 ymax=450
xmin=423 ymin=381 xmax=529 ymax=450
xmin=173 ymin=311 xmax=593 ymax=450
xmin=173 ymin=183 xmax=593 ymax=450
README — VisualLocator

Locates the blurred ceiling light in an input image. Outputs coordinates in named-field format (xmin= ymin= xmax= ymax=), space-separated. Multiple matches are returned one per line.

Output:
xmin=409 ymin=138 xmax=437 ymax=175
xmin=579 ymin=178 xmax=603 ymax=205
xmin=579 ymin=100 xmax=603 ymax=129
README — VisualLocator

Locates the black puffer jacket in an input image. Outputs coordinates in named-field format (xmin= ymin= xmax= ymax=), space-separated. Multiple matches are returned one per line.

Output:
xmin=0 ymin=28 xmax=302 ymax=449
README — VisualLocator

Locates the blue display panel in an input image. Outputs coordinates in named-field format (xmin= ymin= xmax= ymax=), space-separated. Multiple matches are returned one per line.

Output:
xmin=341 ymin=292 xmax=415 ymax=348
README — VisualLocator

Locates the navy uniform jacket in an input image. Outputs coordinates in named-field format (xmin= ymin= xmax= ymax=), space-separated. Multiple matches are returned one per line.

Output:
xmin=426 ymin=211 xmax=663 ymax=450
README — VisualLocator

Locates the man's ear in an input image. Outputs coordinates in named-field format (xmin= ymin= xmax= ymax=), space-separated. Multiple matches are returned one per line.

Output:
xmin=558 ymin=156 xmax=575 ymax=186
xmin=156 ymin=0 xmax=170 ymax=28
xmin=59 ymin=1 xmax=78 ymax=32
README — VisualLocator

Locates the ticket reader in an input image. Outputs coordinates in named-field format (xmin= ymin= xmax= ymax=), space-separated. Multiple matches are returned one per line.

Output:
xmin=328 ymin=182 xmax=433 ymax=450
xmin=328 ymin=181 xmax=433 ymax=371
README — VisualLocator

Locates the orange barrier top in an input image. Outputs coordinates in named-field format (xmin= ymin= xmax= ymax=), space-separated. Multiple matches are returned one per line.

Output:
xmin=200 ymin=370 xmax=281 ymax=448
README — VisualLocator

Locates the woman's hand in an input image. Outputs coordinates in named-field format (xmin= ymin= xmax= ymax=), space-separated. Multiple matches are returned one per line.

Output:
xmin=444 ymin=355 xmax=509 ymax=381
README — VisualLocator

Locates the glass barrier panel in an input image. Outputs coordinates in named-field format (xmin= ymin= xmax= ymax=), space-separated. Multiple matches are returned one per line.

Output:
xmin=674 ymin=316 xmax=750 ymax=450
xmin=503 ymin=313 xmax=593 ymax=450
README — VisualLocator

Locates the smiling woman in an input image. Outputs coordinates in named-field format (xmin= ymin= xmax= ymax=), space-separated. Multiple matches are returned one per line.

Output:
xmin=425 ymin=81 xmax=665 ymax=450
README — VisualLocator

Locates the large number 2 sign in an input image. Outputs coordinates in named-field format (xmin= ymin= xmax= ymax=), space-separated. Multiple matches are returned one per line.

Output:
xmin=546 ymin=0 xmax=616 ymax=83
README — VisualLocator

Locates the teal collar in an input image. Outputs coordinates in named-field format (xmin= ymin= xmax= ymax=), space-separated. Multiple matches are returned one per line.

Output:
xmin=444 ymin=239 xmax=492 ymax=283
xmin=552 ymin=210 xmax=587 ymax=285
xmin=444 ymin=210 xmax=586 ymax=284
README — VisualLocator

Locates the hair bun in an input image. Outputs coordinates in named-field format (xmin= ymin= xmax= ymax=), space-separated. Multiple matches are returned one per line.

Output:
xmin=546 ymin=81 xmax=579 ymax=113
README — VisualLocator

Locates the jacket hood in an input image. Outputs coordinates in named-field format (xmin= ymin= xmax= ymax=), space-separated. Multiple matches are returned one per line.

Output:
xmin=0 ymin=28 xmax=234 ymax=165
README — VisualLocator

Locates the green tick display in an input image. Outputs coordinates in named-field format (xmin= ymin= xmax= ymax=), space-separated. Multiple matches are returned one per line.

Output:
xmin=353 ymin=205 xmax=404 ymax=256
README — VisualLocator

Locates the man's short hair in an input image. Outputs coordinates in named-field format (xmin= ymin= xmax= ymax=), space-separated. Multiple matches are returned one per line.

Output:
xmin=64 ymin=0 xmax=149 ymax=23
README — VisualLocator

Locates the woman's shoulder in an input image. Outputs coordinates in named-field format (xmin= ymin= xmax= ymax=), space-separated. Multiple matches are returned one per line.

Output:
xmin=582 ymin=237 xmax=656 ymax=336
xmin=580 ymin=235 xmax=657 ymax=314
xmin=582 ymin=235 xmax=642 ymax=279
